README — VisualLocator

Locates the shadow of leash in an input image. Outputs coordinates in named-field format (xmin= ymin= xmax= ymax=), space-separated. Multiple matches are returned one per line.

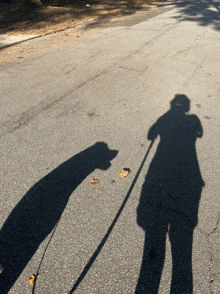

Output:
xmin=68 ymin=140 xmax=154 ymax=294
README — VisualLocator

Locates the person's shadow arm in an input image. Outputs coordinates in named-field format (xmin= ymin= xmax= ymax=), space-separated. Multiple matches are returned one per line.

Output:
xmin=197 ymin=121 xmax=203 ymax=138
xmin=191 ymin=114 xmax=203 ymax=138
xmin=148 ymin=120 xmax=159 ymax=141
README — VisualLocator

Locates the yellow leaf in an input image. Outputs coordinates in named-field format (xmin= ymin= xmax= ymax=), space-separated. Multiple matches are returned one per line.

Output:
xmin=28 ymin=274 xmax=36 ymax=285
xmin=0 ymin=264 xmax=3 ymax=273
xmin=120 ymin=168 xmax=131 ymax=178
xmin=91 ymin=179 xmax=99 ymax=186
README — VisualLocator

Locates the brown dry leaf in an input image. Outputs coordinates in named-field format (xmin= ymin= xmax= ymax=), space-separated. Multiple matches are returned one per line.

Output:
xmin=0 ymin=264 xmax=3 ymax=273
xmin=28 ymin=274 xmax=36 ymax=285
xmin=170 ymin=192 xmax=178 ymax=200
xmin=197 ymin=131 xmax=202 ymax=136
xmin=91 ymin=179 xmax=99 ymax=186
xmin=120 ymin=168 xmax=131 ymax=178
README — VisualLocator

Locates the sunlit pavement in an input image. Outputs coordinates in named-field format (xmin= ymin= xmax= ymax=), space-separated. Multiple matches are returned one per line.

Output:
xmin=0 ymin=1 xmax=220 ymax=293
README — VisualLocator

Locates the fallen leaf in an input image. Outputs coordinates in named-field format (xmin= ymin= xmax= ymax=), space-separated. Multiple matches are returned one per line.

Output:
xmin=91 ymin=179 xmax=99 ymax=186
xmin=0 ymin=264 xmax=3 ymax=273
xmin=28 ymin=274 xmax=36 ymax=285
xmin=120 ymin=168 xmax=131 ymax=178
xmin=197 ymin=131 xmax=202 ymax=136
xmin=170 ymin=192 xmax=178 ymax=199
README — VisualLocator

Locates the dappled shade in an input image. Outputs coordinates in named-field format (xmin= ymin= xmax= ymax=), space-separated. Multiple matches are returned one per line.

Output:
xmin=174 ymin=0 xmax=220 ymax=31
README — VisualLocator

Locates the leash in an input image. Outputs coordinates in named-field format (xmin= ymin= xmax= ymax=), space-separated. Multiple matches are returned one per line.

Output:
xmin=69 ymin=140 xmax=154 ymax=293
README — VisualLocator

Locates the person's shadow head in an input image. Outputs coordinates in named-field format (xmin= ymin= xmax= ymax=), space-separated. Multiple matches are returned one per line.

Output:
xmin=136 ymin=94 xmax=204 ymax=294
xmin=170 ymin=94 xmax=190 ymax=113
xmin=0 ymin=142 xmax=118 ymax=294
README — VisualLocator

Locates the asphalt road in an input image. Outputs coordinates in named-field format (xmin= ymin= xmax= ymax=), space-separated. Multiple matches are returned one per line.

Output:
xmin=0 ymin=1 xmax=220 ymax=293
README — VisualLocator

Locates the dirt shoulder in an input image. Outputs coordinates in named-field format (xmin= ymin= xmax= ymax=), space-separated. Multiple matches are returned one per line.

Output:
xmin=0 ymin=0 xmax=178 ymax=63
xmin=0 ymin=0 xmax=165 ymax=36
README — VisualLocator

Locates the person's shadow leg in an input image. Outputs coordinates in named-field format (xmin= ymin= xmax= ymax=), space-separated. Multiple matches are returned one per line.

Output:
xmin=135 ymin=207 xmax=168 ymax=294
xmin=169 ymin=213 xmax=194 ymax=294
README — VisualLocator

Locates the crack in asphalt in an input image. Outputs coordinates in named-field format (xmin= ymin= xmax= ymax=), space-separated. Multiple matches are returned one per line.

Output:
xmin=198 ymin=212 xmax=220 ymax=293
xmin=0 ymin=10 xmax=208 ymax=141
xmin=208 ymin=212 xmax=220 ymax=237
xmin=0 ymin=91 xmax=72 ymax=138
xmin=207 ymin=212 xmax=220 ymax=293
xmin=172 ymin=44 xmax=193 ymax=57
xmin=117 ymin=64 xmax=149 ymax=75
xmin=121 ymin=23 xmax=177 ymax=61
xmin=0 ymin=28 xmax=174 ymax=137
xmin=0 ymin=68 xmax=108 ymax=138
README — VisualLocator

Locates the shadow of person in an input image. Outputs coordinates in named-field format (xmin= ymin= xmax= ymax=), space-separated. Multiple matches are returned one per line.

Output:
xmin=136 ymin=95 xmax=204 ymax=294
xmin=0 ymin=142 xmax=118 ymax=294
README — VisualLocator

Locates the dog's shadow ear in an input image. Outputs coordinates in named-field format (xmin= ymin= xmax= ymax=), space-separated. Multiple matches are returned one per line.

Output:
xmin=89 ymin=142 xmax=118 ymax=171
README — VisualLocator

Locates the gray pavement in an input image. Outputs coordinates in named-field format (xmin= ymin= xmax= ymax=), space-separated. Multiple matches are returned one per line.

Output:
xmin=0 ymin=1 xmax=220 ymax=293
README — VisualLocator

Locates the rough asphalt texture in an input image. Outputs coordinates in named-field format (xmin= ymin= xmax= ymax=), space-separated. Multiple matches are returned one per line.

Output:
xmin=0 ymin=1 xmax=220 ymax=293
